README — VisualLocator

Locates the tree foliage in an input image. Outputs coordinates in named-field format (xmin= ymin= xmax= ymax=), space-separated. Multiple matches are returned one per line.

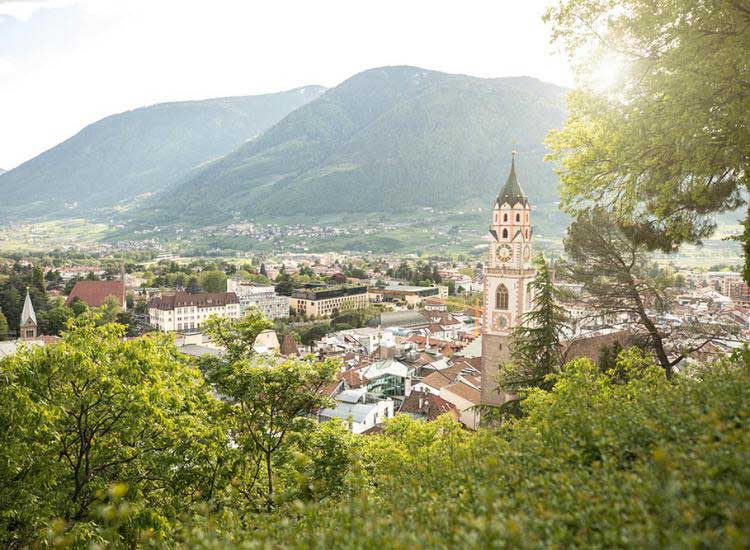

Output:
xmin=501 ymin=254 xmax=570 ymax=394
xmin=545 ymin=0 xmax=750 ymax=281
xmin=174 ymin=347 xmax=750 ymax=548
xmin=202 ymin=309 xmax=273 ymax=363
xmin=0 ymin=307 xmax=8 ymax=340
xmin=198 ymin=270 xmax=227 ymax=293
xmin=2 ymin=316 xmax=750 ymax=546
xmin=206 ymin=353 xmax=338 ymax=511
xmin=0 ymin=319 xmax=226 ymax=546
xmin=562 ymin=208 xmax=736 ymax=377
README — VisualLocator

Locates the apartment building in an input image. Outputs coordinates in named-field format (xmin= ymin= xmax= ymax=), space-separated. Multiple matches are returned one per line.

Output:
xmin=289 ymin=284 xmax=369 ymax=318
xmin=148 ymin=292 xmax=240 ymax=332
xmin=227 ymin=277 xmax=289 ymax=319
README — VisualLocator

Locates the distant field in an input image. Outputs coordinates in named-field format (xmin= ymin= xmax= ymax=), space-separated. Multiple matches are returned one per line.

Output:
xmin=0 ymin=219 xmax=112 ymax=253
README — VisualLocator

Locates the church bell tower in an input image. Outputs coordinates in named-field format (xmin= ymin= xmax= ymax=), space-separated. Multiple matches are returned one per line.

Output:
xmin=20 ymin=288 xmax=38 ymax=340
xmin=480 ymin=152 xmax=536 ymax=405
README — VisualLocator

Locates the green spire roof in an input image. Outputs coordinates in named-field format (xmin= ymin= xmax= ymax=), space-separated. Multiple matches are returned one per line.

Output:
xmin=496 ymin=152 xmax=528 ymax=207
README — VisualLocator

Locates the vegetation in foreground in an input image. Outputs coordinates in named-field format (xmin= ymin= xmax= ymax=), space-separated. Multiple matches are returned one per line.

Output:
xmin=1 ymin=318 xmax=748 ymax=547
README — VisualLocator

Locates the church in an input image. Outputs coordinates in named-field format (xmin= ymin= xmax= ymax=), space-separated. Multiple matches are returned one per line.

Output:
xmin=480 ymin=153 xmax=631 ymax=406
xmin=480 ymin=152 xmax=535 ymax=406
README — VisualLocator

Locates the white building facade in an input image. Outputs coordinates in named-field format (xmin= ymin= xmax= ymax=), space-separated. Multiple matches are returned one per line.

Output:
xmin=227 ymin=278 xmax=289 ymax=319
xmin=148 ymin=292 xmax=241 ymax=332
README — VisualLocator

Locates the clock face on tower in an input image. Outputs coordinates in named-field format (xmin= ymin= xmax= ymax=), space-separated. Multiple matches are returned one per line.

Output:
xmin=497 ymin=244 xmax=512 ymax=263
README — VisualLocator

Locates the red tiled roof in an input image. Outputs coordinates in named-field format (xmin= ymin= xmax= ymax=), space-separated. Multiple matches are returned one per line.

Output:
xmin=420 ymin=365 xmax=463 ymax=391
xmin=443 ymin=381 xmax=481 ymax=405
xmin=340 ymin=367 xmax=367 ymax=388
xmin=149 ymin=292 xmax=239 ymax=310
xmin=454 ymin=356 xmax=482 ymax=370
xmin=400 ymin=390 xmax=458 ymax=421
xmin=318 ymin=379 xmax=344 ymax=397
xmin=65 ymin=280 xmax=124 ymax=308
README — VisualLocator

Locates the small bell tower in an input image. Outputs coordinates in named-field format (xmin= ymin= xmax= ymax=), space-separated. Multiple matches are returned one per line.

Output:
xmin=19 ymin=288 xmax=38 ymax=340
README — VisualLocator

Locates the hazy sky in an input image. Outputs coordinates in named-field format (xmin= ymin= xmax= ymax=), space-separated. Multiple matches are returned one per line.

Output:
xmin=0 ymin=0 xmax=572 ymax=170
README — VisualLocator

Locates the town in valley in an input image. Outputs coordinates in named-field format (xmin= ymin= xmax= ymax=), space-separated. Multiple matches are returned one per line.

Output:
xmin=1 ymin=0 xmax=748 ymax=546
xmin=2 ymin=156 xmax=747 ymax=434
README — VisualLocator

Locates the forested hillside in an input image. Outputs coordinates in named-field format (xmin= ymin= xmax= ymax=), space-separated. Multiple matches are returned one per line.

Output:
xmin=142 ymin=66 xmax=566 ymax=225
xmin=0 ymin=86 xmax=325 ymax=220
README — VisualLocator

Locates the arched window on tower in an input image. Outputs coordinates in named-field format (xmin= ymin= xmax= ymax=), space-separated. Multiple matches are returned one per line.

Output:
xmin=515 ymin=213 xmax=520 ymax=222
xmin=502 ymin=228 xmax=508 ymax=239
xmin=496 ymin=284 xmax=509 ymax=310
xmin=503 ymin=213 xmax=508 ymax=222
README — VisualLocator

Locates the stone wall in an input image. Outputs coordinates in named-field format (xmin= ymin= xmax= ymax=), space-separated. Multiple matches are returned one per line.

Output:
xmin=480 ymin=334 xmax=514 ymax=406
xmin=562 ymin=330 xmax=635 ymax=364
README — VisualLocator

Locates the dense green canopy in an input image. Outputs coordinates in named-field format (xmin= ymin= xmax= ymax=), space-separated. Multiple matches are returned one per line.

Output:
xmin=545 ymin=0 xmax=750 ymax=281
xmin=2 ymin=321 xmax=748 ymax=546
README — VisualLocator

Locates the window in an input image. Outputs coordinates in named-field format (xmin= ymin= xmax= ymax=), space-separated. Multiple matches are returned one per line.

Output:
xmin=496 ymin=284 xmax=509 ymax=310
xmin=515 ymin=213 xmax=520 ymax=222
xmin=503 ymin=213 xmax=508 ymax=222
xmin=502 ymin=228 xmax=508 ymax=239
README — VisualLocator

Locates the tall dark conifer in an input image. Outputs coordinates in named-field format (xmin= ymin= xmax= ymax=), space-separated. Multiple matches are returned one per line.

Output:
xmin=502 ymin=254 xmax=569 ymax=392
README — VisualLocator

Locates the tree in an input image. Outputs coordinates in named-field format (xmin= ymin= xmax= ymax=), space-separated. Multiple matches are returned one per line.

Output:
xmin=199 ymin=270 xmax=227 ymax=293
xmin=69 ymin=296 xmax=89 ymax=317
xmin=206 ymin=354 xmax=338 ymax=511
xmin=202 ymin=310 xmax=273 ymax=363
xmin=64 ymin=276 xmax=81 ymax=295
xmin=134 ymin=298 xmax=148 ymax=315
xmin=274 ymin=271 xmax=295 ymax=297
xmin=446 ymin=279 xmax=456 ymax=296
xmin=0 ymin=320 xmax=226 ymax=545
xmin=96 ymin=295 xmax=123 ymax=324
xmin=186 ymin=277 xmax=201 ymax=294
xmin=44 ymin=270 xmax=63 ymax=290
xmin=561 ymin=208 xmax=734 ymax=377
xmin=545 ymin=0 xmax=750 ymax=282
xmin=299 ymin=324 xmax=330 ymax=346
xmin=500 ymin=254 xmax=570 ymax=393
xmin=259 ymin=263 xmax=268 ymax=277
xmin=116 ymin=310 xmax=140 ymax=337
xmin=0 ymin=286 xmax=22 ymax=335
xmin=0 ymin=308 xmax=8 ymax=340
xmin=37 ymin=305 xmax=74 ymax=336
xmin=31 ymin=265 xmax=45 ymax=294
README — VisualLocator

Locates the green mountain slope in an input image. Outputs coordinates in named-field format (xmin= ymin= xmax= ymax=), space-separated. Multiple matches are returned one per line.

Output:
xmin=147 ymin=66 xmax=566 ymax=225
xmin=0 ymin=86 xmax=326 ymax=220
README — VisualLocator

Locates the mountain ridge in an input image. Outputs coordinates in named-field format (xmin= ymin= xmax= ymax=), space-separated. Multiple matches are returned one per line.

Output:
xmin=0 ymin=85 xmax=326 ymax=221
xmin=139 ymin=66 xmax=566 ymax=227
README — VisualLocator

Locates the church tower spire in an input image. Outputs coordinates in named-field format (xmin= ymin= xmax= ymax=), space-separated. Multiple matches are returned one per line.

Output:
xmin=481 ymin=152 xmax=536 ymax=406
xmin=496 ymin=151 xmax=528 ymax=208
xmin=20 ymin=288 xmax=38 ymax=340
